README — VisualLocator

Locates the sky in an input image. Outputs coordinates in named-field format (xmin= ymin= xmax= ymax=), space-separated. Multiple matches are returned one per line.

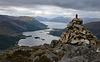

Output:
xmin=0 ymin=0 xmax=100 ymax=18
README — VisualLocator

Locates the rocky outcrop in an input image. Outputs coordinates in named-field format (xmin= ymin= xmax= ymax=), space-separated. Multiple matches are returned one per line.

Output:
xmin=57 ymin=44 xmax=100 ymax=62
xmin=60 ymin=15 xmax=100 ymax=45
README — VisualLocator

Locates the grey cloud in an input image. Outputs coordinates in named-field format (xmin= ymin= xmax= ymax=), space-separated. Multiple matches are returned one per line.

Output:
xmin=0 ymin=0 xmax=100 ymax=11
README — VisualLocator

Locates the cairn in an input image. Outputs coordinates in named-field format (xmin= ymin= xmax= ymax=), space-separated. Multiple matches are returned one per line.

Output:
xmin=60 ymin=14 xmax=99 ymax=45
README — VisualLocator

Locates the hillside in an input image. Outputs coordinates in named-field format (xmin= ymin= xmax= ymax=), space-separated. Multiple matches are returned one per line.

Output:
xmin=84 ymin=21 xmax=100 ymax=39
xmin=0 ymin=15 xmax=47 ymax=35
xmin=49 ymin=16 xmax=71 ymax=23
xmin=15 ymin=16 xmax=47 ymax=29
xmin=84 ymin=18 xmax=100 ymax=24
xmin=0 ymin=34 xmax=21 ymax=50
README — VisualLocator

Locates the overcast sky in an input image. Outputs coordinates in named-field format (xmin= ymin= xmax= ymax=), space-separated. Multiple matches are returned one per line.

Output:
xmin=0 ymin=0 xmax=100 ymax=18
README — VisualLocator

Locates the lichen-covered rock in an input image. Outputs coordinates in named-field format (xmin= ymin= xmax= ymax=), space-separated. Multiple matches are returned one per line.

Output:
xmin=50 ymin=40 xmax=59 ymax=48
xmin=58 ymin=44 xmax=100 ymax=62
xmin=44 ymin=50 xmax=59 ymax=62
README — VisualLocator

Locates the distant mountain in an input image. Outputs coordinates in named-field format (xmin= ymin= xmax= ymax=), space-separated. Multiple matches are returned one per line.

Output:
xmin=83 ymin=18 xmax=100 ymax=24
xmin=49 ymin=16 xmax=72 ymax=23
xmin=34 ymin=16 xmax=72 ymax=23
xmin=0 ymin=15 xmax=47 ymax=35
xmin=82 ymin=17 xmax=93 ymax=24
xmin=35 ymin=16 xmax=100 ymax=24
xmin=50 ymin=21 xmax=100 ymax=39
xmin=34 ymin=16 xmax=49 ymax=21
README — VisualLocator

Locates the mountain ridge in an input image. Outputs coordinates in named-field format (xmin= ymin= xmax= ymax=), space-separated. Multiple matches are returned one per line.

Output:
xmin=34 ymin=16 xmax=100 ymax=24
xmin=0 ymin=15 xmax=47 ymax=50
xmin=0 ymin=15 xmax=47 ymax=35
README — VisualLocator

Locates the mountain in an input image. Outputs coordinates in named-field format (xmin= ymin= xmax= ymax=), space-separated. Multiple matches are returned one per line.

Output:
xmin=34 ymin=16 xmax=72 ymax=23
xmin=15 ymin=16 xmax=47 ymax=29
xmin=34 ymin=16 xmax=49 ymax=21
xmin=0 ymin=15 xmax=47 ymax=35
xmin=83 ymin=18 xmax=100 ymax=24
xmin=49 ymin=16 xmax=71 ymax=23
xmin=82 ymin=17 xmax=93 ymax=24
xmin=84 ymin=21 xmax=100 ymax=39
xmin=35 ymin=16 xmax=100 ymax=24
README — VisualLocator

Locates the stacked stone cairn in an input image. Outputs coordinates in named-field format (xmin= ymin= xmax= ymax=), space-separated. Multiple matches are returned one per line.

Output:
xmin=60 ymin=14 xmax=99 ymax=45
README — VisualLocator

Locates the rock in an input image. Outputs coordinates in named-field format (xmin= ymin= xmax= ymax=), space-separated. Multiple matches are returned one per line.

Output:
xmin=44 ymin=50 xmax=59 ymax=62
xmin=50 ymin=40 xmax=59 ymax=48
xmin=73 ymin=24 xmax=84 ymax=29
xmin=59 ymin=56 xmax=88 ymax=62
xmin=92 ymin=59 xmax=100 ymax=62
xmin=34 ymin=37 xmax=40 ymax=39
xmin=29 ymin=54 xmax=35 ymax=60
xmin=36 ymin=49 xmax=46 ymax=54
xmin=33 ymin=56 xmax=39 ymax=62
xmin=60 ymin=32 xmax=69 ymax=43
xmin=96 ymin=48 xmax=100 ymax=52
xmin=58 ymin=44 xmax=100 ymax=62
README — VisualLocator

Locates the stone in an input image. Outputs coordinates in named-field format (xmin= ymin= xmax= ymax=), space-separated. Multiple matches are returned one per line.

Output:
xmin=50 ymin=40 xmax=59 ymax=48
xmin=44 ymin=50 xmax=59 ymax=62
xmin=57 ymin=44 xmax=100 ymax=62
xmin=59 ymin=56 xmax=89 ymax=62
xmin=60 ymin=32 xmax=69 ymax=43
xmin=33 ymin=56 xmax=39 ymax=62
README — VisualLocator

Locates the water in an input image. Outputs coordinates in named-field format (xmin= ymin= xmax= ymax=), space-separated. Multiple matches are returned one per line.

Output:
xmin=18 ymin=21 xmax=67 ymax=46
xmin=40 ymin=21 xmax=67 ymax=29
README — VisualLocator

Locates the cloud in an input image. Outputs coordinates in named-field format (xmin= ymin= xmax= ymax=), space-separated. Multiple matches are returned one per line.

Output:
xmin=0 ymin=5 xmax=74 ymax=17
xmin=0 ymin=0 xmax=100 ymax=11
xmin=0 ymin=0 xmax=100 ymax=18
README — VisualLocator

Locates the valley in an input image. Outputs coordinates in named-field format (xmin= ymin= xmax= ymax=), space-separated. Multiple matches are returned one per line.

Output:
xmin=0 ymin=15 xmax=47 ymax=50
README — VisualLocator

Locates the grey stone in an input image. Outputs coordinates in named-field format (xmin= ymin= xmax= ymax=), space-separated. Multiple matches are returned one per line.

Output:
xmin=44 ymin=50 xmax=59 ymax=62
xmin=50 ymin=40 xmax=59 ymax=48
xmin=59 ymin=56 xmax=88 ymax=62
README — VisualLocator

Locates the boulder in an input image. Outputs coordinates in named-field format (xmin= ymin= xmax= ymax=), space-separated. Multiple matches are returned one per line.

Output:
xmin=50 ymin=40 xmax=59 ymax=48
xmin=44 ymin=50 xmax=59 ymax=62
